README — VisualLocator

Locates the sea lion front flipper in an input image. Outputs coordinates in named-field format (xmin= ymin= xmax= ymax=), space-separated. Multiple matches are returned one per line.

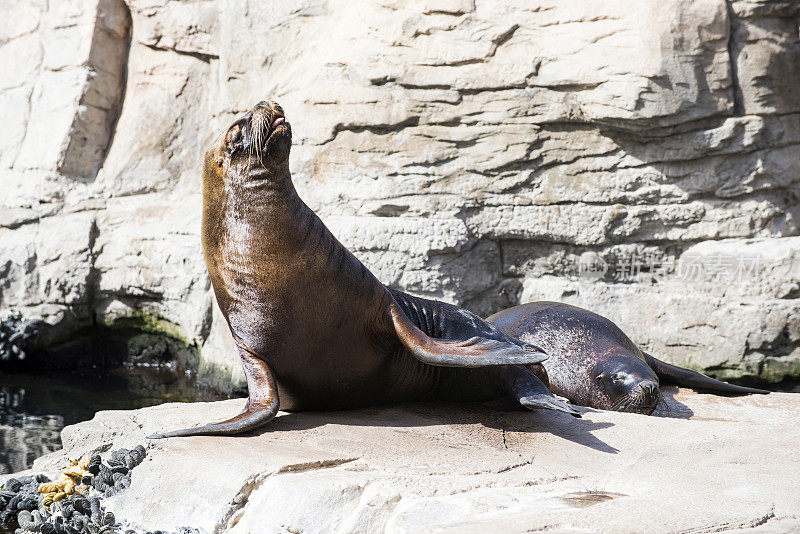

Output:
xmin=389 ymin=302 xmax=548 ymax=367
xmin=147 ymin=345 xmax=280 ymax=438
xmin=501 ymin=365 xmax=581 ymax=417
xmin=642 ymin=352 xmax=769 ymax=395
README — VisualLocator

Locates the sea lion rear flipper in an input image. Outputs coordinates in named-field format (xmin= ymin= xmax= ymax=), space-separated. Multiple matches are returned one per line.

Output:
xmin=642 ymin=352 xmax=769 ymax=395
xmin=147 ymin=345 xmax=280 ymax=438
xmin=501 ymin=365 xmax=581 ymax=417
xmin=389 ymin=302 xmax=548 ymax=367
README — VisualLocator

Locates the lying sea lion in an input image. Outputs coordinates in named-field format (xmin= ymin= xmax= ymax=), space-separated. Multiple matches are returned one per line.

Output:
xmin=148 ymin=101 xmax=578 ymax=438
xmin=487 ymin=302 xmax=769 ymax=414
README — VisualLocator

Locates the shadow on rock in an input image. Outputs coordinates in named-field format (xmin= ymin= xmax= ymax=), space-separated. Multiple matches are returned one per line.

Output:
xmin=494 ymin=411 xmax=619 ymax=454
xmin=652 ymin=386 xmax=694 ymax=419
xmin=249 ymin=401 xmax=619 ymax=454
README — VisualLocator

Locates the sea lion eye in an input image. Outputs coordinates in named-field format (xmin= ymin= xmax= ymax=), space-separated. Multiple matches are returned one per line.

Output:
xmin=226 ymin=123 xmax=244 ymax=153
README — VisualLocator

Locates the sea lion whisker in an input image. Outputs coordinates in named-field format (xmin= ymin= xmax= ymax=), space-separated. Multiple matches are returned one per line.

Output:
xmin=254 ymin=120 xmax=262 ymax=167
xmin=610 ymin=394 xmax=631 ymax=411
xmin=623 ymin=398 xmax=636 ymax=412
xmin=608 ymin=396 xmax=624 ymax=411
xmin=256 ymin=115 xmax=266 ymax=167
xmin=623 ymin=395 xmax=642 ymax=412
xmin=246 ymin=109 xmax=268 ymax=169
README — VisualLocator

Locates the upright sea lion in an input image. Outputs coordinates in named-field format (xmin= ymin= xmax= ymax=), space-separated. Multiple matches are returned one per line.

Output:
xmin=487 ymin=302 xmax=769 ymax=414
xmin=148 ymin=101 xmax=578 ymax=438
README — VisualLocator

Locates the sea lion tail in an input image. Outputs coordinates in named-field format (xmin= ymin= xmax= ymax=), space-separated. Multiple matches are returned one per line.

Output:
xmin=642 ymin=352 xmax=770 ymax=395
xmin=389 ymin=303 xmax=549 ymax=367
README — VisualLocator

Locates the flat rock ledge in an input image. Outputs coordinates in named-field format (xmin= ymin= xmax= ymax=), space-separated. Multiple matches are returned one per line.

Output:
xmin=15 ymin=390 xmax=800 ymax=533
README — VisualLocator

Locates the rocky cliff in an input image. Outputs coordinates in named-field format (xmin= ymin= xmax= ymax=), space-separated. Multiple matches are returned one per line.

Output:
xmin=2 ymin=0 xmax=799 ymax=386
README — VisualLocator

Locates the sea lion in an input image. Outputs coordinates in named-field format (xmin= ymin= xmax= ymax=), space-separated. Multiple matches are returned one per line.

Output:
xmin=148 ymin=101 xmax=578 ymax=438
xmin=487 ymin=302 xmax=769 ymax=414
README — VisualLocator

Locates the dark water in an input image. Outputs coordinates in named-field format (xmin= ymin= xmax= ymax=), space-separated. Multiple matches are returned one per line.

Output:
xmin=0 ymin=368 xmax=230 ymax=474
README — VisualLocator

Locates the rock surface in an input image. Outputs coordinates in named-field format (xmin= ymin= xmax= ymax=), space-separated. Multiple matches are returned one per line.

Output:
xmin=23 ymin=390 xmax=800 ymax=533
xmin=1 ymin=0 xmax=799 ymax=384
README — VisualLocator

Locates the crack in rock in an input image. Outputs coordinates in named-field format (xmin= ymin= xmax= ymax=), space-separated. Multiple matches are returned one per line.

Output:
xmin=678 ymin=505 xmax=775 ymax=533
xmin=212 ymin=458 xmax=358 ymax=534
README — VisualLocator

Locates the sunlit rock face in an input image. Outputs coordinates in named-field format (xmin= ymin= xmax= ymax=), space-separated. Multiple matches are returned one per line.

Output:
xmin=1 ymin=0 xmax=799 ymax=385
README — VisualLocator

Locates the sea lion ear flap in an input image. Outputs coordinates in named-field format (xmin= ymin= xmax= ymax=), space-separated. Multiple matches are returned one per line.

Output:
xmin=641 ymin=352 xmax=769 ymax=395
xmin=388 ymin=302 xmax=548 ymax=367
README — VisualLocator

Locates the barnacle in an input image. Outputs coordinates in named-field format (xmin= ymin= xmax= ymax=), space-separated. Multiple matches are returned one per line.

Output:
xmin=38 ymin=455 xmax=93 ymax=507
xmin=63 ymin=461 xmax=91 ymax=479
xmin=37 ymin=482 xmax=59 ymax=494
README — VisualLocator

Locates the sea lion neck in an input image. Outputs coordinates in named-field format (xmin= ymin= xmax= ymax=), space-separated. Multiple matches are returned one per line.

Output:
xmin=243 ymin=161 xmax=291 ymax=186
xmin=201 ymin=167 xmax=307 ymax=264
xmin=223 ymin=161 xmax=292 ymax=194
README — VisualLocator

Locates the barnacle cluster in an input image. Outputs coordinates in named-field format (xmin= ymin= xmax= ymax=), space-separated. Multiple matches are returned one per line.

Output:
xmin=0 ymin=446 xmax=153 ymax=534
xmin=37 ymin=456 xmax=93 ymax=507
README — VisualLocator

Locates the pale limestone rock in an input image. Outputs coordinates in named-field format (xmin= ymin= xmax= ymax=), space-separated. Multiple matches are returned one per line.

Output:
xmin=0 ymin=0 xmax=798 ymax=384
xmin=0 ymin=213 xmax=96 ymax=339
xmin=26 ymin=390 xmax=800 ymax=533
xmin=9 ymin=0 xmax=129 ymax=177
xmin=729 ymin=1 xmax=800 ymax=115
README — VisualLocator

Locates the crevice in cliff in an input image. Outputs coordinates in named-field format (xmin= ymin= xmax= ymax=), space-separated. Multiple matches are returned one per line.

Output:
xmin=726 ymin=2 xmax=745 ymax=117
xmin=321 ymin=117 xmax=420 ymax=145
xmin=488 ymin=24 xmax=519 ymax=57
xmin=141 ymin=42 xmax=220 ymax=63
xmin=85 ymin=218 xmax=101 ymax=328
xmin=58 ymin=0 xmax=132 ymax=182
xmin=418 ymin=58 xmax=486 ymax=67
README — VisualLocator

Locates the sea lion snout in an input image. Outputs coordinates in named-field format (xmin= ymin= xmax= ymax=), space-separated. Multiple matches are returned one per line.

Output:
xmin=632 ymin=379 xmax=660 ymax=413
xmin=252 ymin=100 xmax=285 ymax=124
xmin=247 ymin=100 xmax=290 ymax=151
xmin=594 ymin=355 xmax=661 ymax=414
xmin=214 ymin=100 xmax=292 ymax=173
xmin=607 ymin=376 xmax=660 ymax=414
xmin=638 ymin=379 xmax=658 ymax=396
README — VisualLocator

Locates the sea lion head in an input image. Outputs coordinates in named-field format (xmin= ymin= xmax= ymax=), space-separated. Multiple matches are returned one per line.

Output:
xmin=591 ymin=352 xmax=661 ymax=414
xmin=204 ymin=100 xmax=293 ymax=184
